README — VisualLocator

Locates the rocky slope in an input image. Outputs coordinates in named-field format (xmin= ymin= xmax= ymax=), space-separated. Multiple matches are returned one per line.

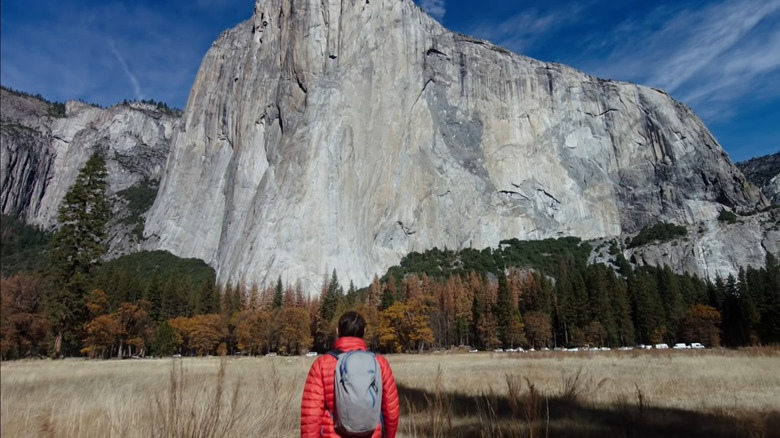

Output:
xmin=1 ymin=88 xmax=177 ymax=256
xmin=139 ymin=0 xmax=771 ymax=290
xmin=738 ymin=152 xmax=780 ymax=205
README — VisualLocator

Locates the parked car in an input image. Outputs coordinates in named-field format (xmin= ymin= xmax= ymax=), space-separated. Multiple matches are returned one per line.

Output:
xmin=690 ymin=342 xmax=705 ymax=349
xmin=654 ymin=343 xmax=669 ymax=349
xmin=673 ymin=343 xmax=689 ymax=349
xmin=305 ymin=351 xmax=318 ymax=357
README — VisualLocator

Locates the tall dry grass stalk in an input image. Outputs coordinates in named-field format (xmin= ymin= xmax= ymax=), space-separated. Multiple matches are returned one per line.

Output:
xmin=150 ymin=359 xmax=247 ymax=438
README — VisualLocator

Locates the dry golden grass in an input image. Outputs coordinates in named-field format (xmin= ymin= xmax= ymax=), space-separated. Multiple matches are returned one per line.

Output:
xmin=2 ymin=348 xmax=779 ymax=438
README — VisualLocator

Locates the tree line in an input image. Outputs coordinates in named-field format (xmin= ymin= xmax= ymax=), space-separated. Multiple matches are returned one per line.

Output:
xmin=2 ymin=152 xmax=779 ymax=359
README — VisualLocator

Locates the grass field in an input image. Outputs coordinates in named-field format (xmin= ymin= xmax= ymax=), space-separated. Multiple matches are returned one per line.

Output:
xmin=2 ymin=348 xmax=779 ymax=437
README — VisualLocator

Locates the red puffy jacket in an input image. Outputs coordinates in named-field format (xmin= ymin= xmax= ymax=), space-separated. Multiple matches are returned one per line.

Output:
xmin=301 ymin=337 xmax=399 ymax=438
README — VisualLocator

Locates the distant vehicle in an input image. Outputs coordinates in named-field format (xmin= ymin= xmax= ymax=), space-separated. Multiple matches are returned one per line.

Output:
xmin=673 ymin=343 xmax=689 ymax=349
xmin=265 ymin=352 xmax=277 ymax=357
xmin=690 ymin=342 xmax=705 ymax=349
xmin=468 ymin=349 xmax=479 ymax=353
xmin=493 ymin=348 xmax=504 ymax=353
xmin=305 ymin=351 xmax=318 ymax=357
xmin=599 ymin=347 xmax=611 ymax=351
xmin=172 ymin=354 xmax=182 ymax=358
xmin=655 ymin=343 xmax=669 ymax=349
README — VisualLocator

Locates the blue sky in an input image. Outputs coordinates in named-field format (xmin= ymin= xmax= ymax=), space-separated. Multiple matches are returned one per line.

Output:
xmin=1 ymin=0 xmax=778 ymax=162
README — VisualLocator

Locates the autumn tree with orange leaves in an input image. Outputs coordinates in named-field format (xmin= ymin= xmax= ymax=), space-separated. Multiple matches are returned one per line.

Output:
xmin=1 ymin=273 xmax=51 ymax=359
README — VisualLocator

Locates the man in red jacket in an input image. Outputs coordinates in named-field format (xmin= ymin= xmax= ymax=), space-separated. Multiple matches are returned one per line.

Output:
xmin=301 ymin=311 xmax=399 ymax=438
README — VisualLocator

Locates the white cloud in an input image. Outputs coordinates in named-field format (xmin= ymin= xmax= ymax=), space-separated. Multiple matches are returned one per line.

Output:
xmin=465 ymin=6 xmax=585 ymax=55
xmin=419 ymin=0 xmax=446 ymax=22
xmin=108 ymin=40 xmax=144 ymax=101
xmin=646 ymin=0 xmax=780 ymax=95
xmin=577 ymin=0 xmax=780 ymax=121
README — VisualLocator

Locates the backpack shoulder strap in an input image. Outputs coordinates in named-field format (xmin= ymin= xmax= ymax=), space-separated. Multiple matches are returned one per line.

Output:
xmin=327 ymin=349 xmax=343 ymax=359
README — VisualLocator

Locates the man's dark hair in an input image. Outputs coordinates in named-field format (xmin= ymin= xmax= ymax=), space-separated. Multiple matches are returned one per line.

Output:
xmin=338 ymin=311 xmax=365 ymax=338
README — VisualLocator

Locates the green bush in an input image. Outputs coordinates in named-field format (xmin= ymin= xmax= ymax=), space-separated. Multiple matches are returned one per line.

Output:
xmin=117 ymin=179 xmax=159 ymax=240
xmin=627 ymin=222 xmax=688 ymax=248
xmin=718 ymin=209 xmax=739 ymax=224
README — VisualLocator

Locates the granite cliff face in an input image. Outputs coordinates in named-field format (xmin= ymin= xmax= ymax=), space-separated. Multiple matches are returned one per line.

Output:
xmin=738 ymin=152 xmax=780 ymax=205
xmin=141 ymin=0 xmax=770 ymax=290
xmin=1 ymin=88 xmax=176 ymax=255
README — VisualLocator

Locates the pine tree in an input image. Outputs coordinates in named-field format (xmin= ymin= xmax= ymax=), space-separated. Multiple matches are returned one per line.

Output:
xmin=759 ymin=253 xmax=780 ymax=343
xmin=657 ymin=265 xmax=686 ymax=340
xmin=319 ymin=270 xmax=341 ymax=322
xmin=48 ymin=151 xmax=111 ymax=356
xmin=199 ymin=272 xmax=219 ymax=314
xmin=273 ymin=276 xmax=284 ymax=309
xmin=495 ymin=272 xmax=513 ymax=347
xmin=151 ymin=320 xmax=178 ymax=356
xmin=144 ymin=274 xmax=164 ymax=321
xmin=607 ymin=267 xmax=634 ymax=346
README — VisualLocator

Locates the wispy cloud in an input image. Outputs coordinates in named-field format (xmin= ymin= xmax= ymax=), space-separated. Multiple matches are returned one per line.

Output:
xmin=108 ymin=39 xmax=144 ymax=101
xmin=419 ymin=0 xmax=446 ymax=22
xmin=1 ymin=0 xmax=249 ymax=108
xmin=645 ymin=0 xmax=780 ymax=96
xmin=582 ymin=0 xmax=780 ymax=119
xmin=465 ymin=6 xmax=585 ymax=55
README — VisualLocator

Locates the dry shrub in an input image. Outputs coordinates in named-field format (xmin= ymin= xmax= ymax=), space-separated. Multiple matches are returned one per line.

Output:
xmin=522 ymin=376 xmax=544 ymax=438
xmin=559 ymin=367 xmax=609 ymax=404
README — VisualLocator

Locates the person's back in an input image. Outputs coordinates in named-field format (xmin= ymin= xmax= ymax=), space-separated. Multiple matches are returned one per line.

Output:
xmin=301 ymin=311 xmax=399 ymax=438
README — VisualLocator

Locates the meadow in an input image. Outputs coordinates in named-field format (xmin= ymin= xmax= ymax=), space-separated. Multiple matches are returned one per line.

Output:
xmin=2 ymin=348 xmax=779 ymax=438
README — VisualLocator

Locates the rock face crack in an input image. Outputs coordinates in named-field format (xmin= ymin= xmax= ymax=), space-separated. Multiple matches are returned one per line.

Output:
xmin=397 ymin=221 xmax=416 ymax=236
xmin=537 ymin=189 xmax=561 ymax=206
xmin=498 ymin=190 xmax=531 ymax=201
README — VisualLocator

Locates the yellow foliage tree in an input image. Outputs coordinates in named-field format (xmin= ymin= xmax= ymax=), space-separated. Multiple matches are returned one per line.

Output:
xmin=188 ymin=314 xmax=227 ymax=356
xmin=234 ymin=310 xmax=270 ymax=355
xmin=378 ymin=299 xmax=434 ymax=353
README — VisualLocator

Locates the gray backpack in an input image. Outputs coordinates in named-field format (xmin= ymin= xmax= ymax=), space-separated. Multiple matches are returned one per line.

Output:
xmin=329 ymin=349 xmax=383 ymax=437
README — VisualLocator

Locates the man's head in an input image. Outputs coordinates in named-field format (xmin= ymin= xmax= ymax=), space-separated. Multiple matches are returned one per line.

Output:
xmin=337 ymin=311 xmax=365 ymax=338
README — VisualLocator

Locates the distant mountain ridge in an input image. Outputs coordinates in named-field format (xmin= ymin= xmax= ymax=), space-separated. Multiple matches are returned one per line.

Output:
xmin=0 ymin=86 xmax=176 ymax=258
